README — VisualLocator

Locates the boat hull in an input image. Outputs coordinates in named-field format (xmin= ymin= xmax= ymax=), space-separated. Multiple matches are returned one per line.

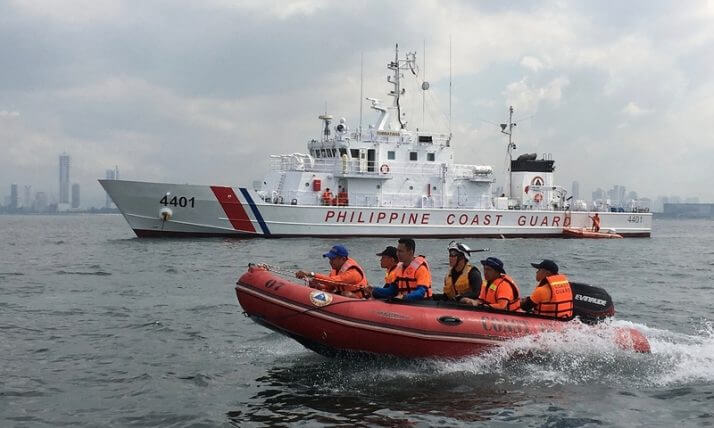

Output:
xmin=563 ymin=227 xmax=624 ymax=239
xmin=235 ymin=266 xmax=650 ymax=358
xmin=101 ymin=179 xmax=652 ymax=238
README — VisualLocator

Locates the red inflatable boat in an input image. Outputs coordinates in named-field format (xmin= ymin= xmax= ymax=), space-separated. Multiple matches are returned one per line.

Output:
xmin=235 ymin=265 xmax=650 ymax=359
xmin=563 ymin=227 xmax=623 ymax=239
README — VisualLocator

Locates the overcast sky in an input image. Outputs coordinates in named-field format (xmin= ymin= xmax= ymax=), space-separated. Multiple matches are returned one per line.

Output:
xmin=2 ymin=0 xmax=713 ymax=207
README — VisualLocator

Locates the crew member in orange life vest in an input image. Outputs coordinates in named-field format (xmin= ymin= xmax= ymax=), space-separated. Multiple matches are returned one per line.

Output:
xmin=371 ymin=238 xmax=432 ymax=301
xmin=336 ymin=187 xmax=349 ymax=206
xmin=366 ymin=245 xmax=400 ymax=297
xmin=295 ymin=244 xmax=369 ymax=298
xmin=321 ymin=188 xmax=333 ymax=206
xmin=376 ymin=245 xmax=400 ymax=284
xmin=460 ymin=257 xmax=521 ymax=311
xmin=520 ymin=259 xmax=574 ymax=318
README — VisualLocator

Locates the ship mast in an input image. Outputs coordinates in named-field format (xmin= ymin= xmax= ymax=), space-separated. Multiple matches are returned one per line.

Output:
xmin=387 ymin=44 xmax=417 ymax=130
xmin=500 ymin=106 xmax=517 ymax=198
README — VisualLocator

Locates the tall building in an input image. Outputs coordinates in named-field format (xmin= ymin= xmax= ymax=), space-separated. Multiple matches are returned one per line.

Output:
xmin=607 ymin=185 xmax=626 ymax=207
xmin=10 ymin=184 xmax=18 ymax=210
xmin=104 ymin=167 xmax=118 ymax=209
xmin=24 ymin=185 xmax=31 ymax=209
xmin=71 ymin=183 xmax=80 ymax=209
xmin=571 ymin=181 xmax=580 ymax=200
xmin=592 ymin=187 xmax=604 ymax=201
xmin=35 ymin=192 xmax=48 ymax=212
xmin=59 ymin=153 xmax=70 ymax=204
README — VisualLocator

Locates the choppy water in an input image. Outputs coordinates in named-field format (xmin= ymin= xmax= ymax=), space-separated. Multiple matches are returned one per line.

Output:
xmin=1 ymin=215 xmax=713 ymax=427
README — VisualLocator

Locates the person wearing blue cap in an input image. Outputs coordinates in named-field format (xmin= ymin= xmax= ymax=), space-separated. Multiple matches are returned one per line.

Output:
xmin=520 ymin=260 xmax=574 ymax=319
xmin=296 ymin=245 xmax=369 ymax=298
xmin=460 ymin=256 xmax=521 ymax=311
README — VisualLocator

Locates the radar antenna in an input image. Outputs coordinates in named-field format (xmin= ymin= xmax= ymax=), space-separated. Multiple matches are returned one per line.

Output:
xmin=500 ymin=106 xmax=517 ymax=198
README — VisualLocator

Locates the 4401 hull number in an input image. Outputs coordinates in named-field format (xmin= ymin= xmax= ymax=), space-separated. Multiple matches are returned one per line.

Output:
xmin=160 ymin=195 xmax=195 ymax=208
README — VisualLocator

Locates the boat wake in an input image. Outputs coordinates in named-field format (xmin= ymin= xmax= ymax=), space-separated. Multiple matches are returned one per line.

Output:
xmin=249 ymin=318 xmax=714 ymax=390
xmin=436 ymin=318 xmax=714 ymax=388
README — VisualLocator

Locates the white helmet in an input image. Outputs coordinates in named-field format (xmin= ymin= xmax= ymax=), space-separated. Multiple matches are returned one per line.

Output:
xmin=447 ymin=241 xmax=472 ymax=260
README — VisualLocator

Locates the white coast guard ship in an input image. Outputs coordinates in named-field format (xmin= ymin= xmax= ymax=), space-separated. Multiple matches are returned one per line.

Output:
xmin=100 ymin=46 xmax=651 ymax=238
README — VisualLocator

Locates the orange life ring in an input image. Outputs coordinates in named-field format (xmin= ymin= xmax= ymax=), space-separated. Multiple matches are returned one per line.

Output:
xmin=380 ymin=164 xmax=390 ymax=174
xmin=534 ymin=193 xmax=543 ymax=203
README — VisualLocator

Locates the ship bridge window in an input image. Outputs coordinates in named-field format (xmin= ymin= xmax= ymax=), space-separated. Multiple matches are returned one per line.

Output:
xmin=339 ymin=148 xmax=347 ymax=157
xmin=320 ymin=149 xmax=327 ymax=157
xmin=314 ymin=150 xmax=321 ymax=158
xmin=387 ymin=151 xmax=395 ymax=160
xmin=409 ymin=152 xmax=418 ymax=161
xmin=418 ymin=135 xmax=433 ymax=143
xmin=427 ymin=153 xmax=435 ymax=161
xmin=350 ymin=149 xmax=359 ymax=159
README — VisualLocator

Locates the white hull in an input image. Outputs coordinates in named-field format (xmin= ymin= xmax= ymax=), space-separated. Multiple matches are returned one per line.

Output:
xmin=100 ymin=180 xmax=652 ymax=238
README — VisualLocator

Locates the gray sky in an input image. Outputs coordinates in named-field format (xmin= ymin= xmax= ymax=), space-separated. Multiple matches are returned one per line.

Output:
xmin=2 ymin=0 xmax=713 ymax=207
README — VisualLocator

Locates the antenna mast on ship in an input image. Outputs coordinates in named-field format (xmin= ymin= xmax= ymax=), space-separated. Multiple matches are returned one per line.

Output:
xmin=387 ymin=44 xmax=418 ymax=130
xmin=500 ymin=106 xmax=517 ymax=198
xmin=359 ymin=52 xmax=364 ymax=140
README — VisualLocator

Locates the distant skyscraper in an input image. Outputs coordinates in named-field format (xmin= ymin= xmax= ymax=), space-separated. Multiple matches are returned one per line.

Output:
xmin=71 ymin=183 xmax=80 ymax=209
xmin=592 ymin=187 xmax=604 ymax=201
xmin=104 ymin=166 xmax=119 ymax=208
xmin=35 ymin=192 xmax=48 ymax=212
xmin=59 ymin=153 xmax=70 ymax=204
xmin=10 ymin=184 xmax=18 ymax=210
xmin=24 ymin=185 xmax=31 ymax=209
xmin=571 ymin=181 xmax=580 ymax=200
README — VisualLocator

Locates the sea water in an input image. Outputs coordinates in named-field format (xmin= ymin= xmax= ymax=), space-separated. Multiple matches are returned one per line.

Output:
xmin=1 ymin=215 xmax=713 ymax=426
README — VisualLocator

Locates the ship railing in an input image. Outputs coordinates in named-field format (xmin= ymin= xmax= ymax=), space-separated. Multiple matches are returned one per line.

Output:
xmin=269 ymin=155 xmax=494 ymax=179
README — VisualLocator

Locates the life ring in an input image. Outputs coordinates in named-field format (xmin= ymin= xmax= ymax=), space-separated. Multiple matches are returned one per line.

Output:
xmin=534 ymin=193 xmax=543 ymax=203
xmin=380 ymin=164 xmax=390 ymax=174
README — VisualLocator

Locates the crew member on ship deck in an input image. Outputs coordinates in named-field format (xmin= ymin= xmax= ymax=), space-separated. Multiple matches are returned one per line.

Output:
xmin=335 ymin=187 xmax=349 ymax=206
xmin=433 ymin=241 xmax=482 ymax=301
xmin=295 ymin=244 xmax=369 ymax=299
xmin=520 ymin=259 xmax=573 ymax=319
xmin=321 ymin=188 xmax=334 ymax=206
xmin=589 ymin=213 xmax=601 ymax=232
xmin=372 ymin=238 xmax=432 ymax=301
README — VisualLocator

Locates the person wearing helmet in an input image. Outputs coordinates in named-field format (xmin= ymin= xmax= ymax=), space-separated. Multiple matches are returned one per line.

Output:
xmin=433 ymin=241 xmax=482 ymax=301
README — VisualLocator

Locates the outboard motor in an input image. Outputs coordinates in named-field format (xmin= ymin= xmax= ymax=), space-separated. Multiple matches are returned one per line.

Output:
xmin=570 ymin=282 xmax=615 ymax=324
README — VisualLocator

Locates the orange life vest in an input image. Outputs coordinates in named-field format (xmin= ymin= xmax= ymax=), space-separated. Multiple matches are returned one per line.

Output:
xmin=384 ymin=264 xmax=400 ymax=284
xmin=321 ymin=191 xmax=333 ymax=205
xmin=533 ymin=274 xmax=573 ymax=319
xmin=336 ymin=191 xmax=349 ymax=206
xmin=481 ymin=274 xmax=521 ymax=311
xmin=326 ymin=257 xmax=368 ymax=298
xmin=395 ymin=256 xmax=432 ymax=298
